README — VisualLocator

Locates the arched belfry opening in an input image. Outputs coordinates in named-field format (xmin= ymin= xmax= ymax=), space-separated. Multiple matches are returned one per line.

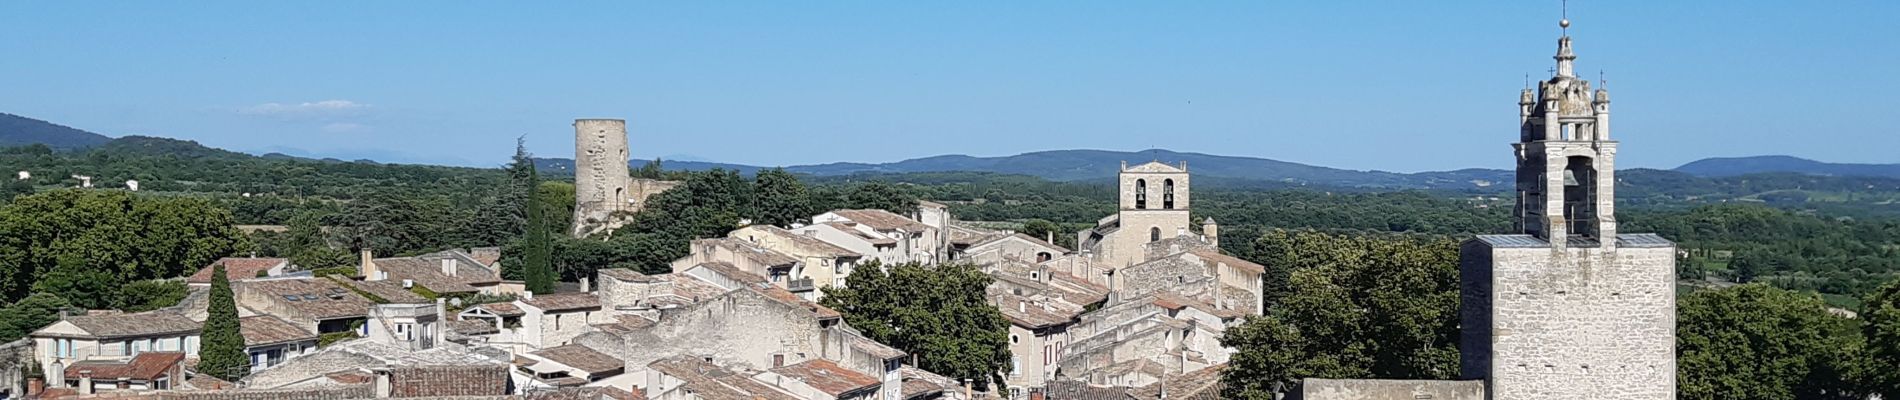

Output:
xmin=1163 ymin=179 xmax=1175 ymax=209
xmin=1135 ymin=179 xmax=1148 ymax=209
xmin=1562 ymin=156 xmax=1598 ymax=239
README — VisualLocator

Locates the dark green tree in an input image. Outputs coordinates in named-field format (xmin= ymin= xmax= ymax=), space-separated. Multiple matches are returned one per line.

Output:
xmin=522 ymin=157 xmax=556 ymax=294
xmin=846 ymin=181 xmax=916 ymax=214
xmin=820 ymin=261 xmax=1012 ymax=391
xmin=0 ymin=177 xmax=31 ymax=204
xmin=1222 ymin=230 xmax=1461 ymax=399
xmin=0 ymin=189 xmax=242 ymax=303
xmin=754 ymin=168 xmax=813 ymax=227
xmin=197 ymin=263 xmax=249 ymax=381
xmin=1678 ymin=284 xmax=1862 ymax=400
xmin=33 ymin=254 xmax=122 ymax=310
xmin=0 ymin=293 xmax=74 ymax=342
xmin=1018 ymin=219 xmax=1061 ymax=244
xmin=116 ymin=279 xmax=189 ymax=312
xmin=1859 ymin=278 xmax=1900 ymax=398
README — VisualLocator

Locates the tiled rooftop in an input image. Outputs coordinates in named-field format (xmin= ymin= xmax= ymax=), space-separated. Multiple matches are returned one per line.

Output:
xmin=241 ymin=278 xmax=377 ymax=321
xmin=530 ymin=345 xmax=624 ymax=376
xmin=52 ymin=311 xmax=200 ymax=339
xmin=65 ymin=352 xmax=184 ymax=381
xmin=522 ymin=292 xmax=602 ymax=312
xmin=768 ymin=360 xmax=879 ymax=397
xmin=239 ymin=315 xmax=318 ymax=347
xmin=829 ymin=209 xmax=931 ymax=232
xmin=187 ymin=257 xmax=288 ymax=284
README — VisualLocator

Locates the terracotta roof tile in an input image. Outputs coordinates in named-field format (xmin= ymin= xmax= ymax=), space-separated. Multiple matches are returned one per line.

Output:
xmin=239 ymin=315 xmax=317 ymax=347
xmin=241 ymin=278 xmax=377 ymax=321
xmin=50 ymin=311 xmax=199 ymax=339
xmin=829 ymin=209 xmax=930 ymax=232
xmin=337 ymin=279 xmax=431 ymax=304
xmin=530 ymin=345 xmax=624 ymax=376
xmin=694 ymin=238 xmax=801 ymax=267
xmin=522 ymin=293 xmax=602 ymax=312
xmin=188 ymin=258 xmax=288 ymax=284
xmin=374 ymin=257 xmax=498 ymax=294
xmin=768 ymin=360 xmax=880 ymax=397
xmin=737 ymin=225 xmax=861 ymax=259
xmin=472 ymin=302 xmax=525 ymax=317
xmin=1188 ymin=249 xmax=1265 ymax=275
xmin=64 ymin=352 xmax=184 ymax=380
xmin=447 ymin=319 xmax=500 ymax=336
xmin=1128 ymin=363 xmax=1225 ymax=400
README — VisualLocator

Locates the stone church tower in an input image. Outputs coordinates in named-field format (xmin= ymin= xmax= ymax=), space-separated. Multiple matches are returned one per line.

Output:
xmin=1077 ymin=161 xmax=1193 ymax=272
xmin=571 ymin=118 xmax=633 ymax=237
xmin=1458 ymin=18 xmax=1677 ymax=400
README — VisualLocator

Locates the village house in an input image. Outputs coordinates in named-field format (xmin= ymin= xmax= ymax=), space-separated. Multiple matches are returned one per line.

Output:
xmin=57 ymin=351 xmax=187 ymax=395
xmin=670 ymin=237 xmax=807 ymax=296
xmin=361 ymin=250 xmax=509 ymax=296
xmin=30 ymin=312 xmax=200 ymax=389
xmin=963 ymin=233 xmax=1069 ymax=266
xmin=234 ymin=276 xmax=427 ymax=337
xmin=729 ymin=224 xmax=865 ymax=298
xmin=807 ymin=209 xmax=942 ymax=265
xmin=573 ymin=264 xmax=911 ymax=400
xmin=238 ymin=315 xmax=319 ymax=373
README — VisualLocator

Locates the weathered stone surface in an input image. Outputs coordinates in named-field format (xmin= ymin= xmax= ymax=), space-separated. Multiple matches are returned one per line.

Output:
xmin=571 ymin=119 xmax=632 ymax=237
xmin=1291 ymin=378 xmax=1484 ymax=400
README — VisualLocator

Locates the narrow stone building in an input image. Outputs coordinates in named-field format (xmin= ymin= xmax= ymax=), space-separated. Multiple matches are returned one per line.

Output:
xmin=1458 ymin=16 xmax=1676 ymax=400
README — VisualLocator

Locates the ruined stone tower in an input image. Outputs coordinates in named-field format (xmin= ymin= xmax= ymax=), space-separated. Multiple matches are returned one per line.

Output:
xmin=1459 ymin=17 xmax=1676 ymax=400
xmin=571 ymin=118 xmax=632 ymax=237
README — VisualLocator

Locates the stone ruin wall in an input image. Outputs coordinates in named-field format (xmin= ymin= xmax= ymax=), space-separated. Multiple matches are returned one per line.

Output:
xmin=571 ymin=119 xmax=632 ymax=237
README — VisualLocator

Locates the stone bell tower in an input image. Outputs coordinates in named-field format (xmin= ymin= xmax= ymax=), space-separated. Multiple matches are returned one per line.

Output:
xmin=1460 ymin=15 xmax=1677 ymax=400
xmin=1512 ymin=25 xmax=1616 ymax=248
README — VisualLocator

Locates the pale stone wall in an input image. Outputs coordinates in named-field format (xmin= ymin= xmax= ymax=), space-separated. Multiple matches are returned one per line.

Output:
xmin=1460 ymin=242 xmax=1675 ymax=400
xmin=576 ymin=289 xmax=823 ymax=377
xmin=244 ymin=348 xmax=381 ymax=389
xmin=1291 ymin=379 xmax=1484 ymax=400
xmin=571 ymin=119 xmax=632 ymax=237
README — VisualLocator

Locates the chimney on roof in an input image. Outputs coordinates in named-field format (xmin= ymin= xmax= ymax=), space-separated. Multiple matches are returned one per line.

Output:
xmin=441 ymin=258 xmax=457 ymax=277
xmin=360 ymin=249 xmax=379 ymax=281
xmin=77 ymin=371 xmax=93 ymax=395
xmin=580 ymin=277 xmax=592 ymax=293
xmin=1018 ymin=300 xmax=1025 ymax=313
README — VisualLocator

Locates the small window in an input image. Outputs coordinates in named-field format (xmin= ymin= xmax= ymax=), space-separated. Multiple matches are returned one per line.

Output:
xmin=1150 ymin=227 xmax=1161 ymax=242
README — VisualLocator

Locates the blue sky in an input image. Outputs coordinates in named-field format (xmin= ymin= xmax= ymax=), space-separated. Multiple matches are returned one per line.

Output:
xmin=2 ymin=1 xmax=1895 ymax=171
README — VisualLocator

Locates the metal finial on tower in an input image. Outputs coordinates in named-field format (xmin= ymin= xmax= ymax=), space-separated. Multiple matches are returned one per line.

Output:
xmin=1560 ymin=0 xmax=1570 ymax=32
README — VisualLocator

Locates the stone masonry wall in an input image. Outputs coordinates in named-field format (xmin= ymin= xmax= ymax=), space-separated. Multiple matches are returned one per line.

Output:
xmin=1462 ymin=243 xmax=1675 ymax=400
xmin=571 ymin=119 xmax=631 ymax=237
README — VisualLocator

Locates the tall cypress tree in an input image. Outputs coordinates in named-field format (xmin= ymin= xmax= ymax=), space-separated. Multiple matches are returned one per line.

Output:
xmin=197 ymin=264 xmax=248 ymax=381
xmin=522 ymin=157 xmax=556 ymax=294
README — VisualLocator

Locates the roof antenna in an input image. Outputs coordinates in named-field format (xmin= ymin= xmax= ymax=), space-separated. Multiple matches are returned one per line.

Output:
xmin=1524 ymin=73 xmax=1531 ymax=89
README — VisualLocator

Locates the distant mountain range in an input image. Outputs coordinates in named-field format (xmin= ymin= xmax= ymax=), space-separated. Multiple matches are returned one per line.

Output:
xmin=8 ymin=111 xmax=1900 ymax=189
xmin=0 ymin=113 xmax=112 ymax=150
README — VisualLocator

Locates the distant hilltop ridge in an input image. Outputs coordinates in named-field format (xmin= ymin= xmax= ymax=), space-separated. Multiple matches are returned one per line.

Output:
xmin=6 ymin=111 xmax=1900 ymax=189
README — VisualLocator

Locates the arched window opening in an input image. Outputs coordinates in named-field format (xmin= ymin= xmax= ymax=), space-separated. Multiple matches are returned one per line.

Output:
xmin=1135 ymin=179 xmax=1148 ymax=209
xmin=1163 ymin=179 xmax=1176 ymax=209
xmin=1562 ymin=156 xmax=1597 ymax=239
xmin=1150 ymin=227 xmax=1161 ymax=242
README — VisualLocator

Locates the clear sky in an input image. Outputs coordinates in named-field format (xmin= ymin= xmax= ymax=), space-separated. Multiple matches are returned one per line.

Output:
xmin=3 ymin=1 xmax=1895 ymax=171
